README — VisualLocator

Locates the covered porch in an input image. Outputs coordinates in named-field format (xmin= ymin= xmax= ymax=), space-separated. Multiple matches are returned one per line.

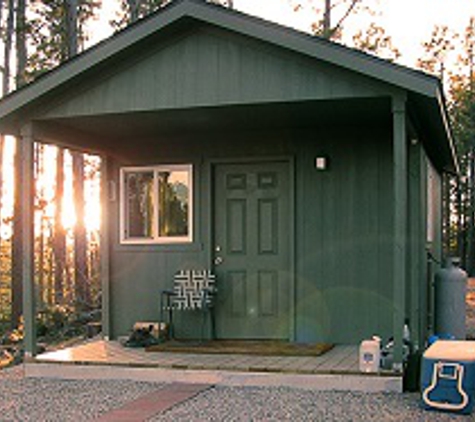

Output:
xmin=25 ymin=339 xmax=402 ymax=392
xmin=0 ymin=0 xmax=457 ymax=374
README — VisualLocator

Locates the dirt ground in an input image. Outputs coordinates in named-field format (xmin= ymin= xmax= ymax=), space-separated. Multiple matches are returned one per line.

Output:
xmin=467 ymin=278 xmax=475 ymax=339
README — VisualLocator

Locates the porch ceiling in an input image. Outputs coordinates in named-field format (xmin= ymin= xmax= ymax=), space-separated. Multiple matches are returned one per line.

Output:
xmin=34 ymin=97 xmax=392 ymax=154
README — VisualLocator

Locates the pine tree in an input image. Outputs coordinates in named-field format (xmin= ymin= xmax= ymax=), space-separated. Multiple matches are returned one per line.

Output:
xmin=25 ymin=0 xmax=99 ymax=81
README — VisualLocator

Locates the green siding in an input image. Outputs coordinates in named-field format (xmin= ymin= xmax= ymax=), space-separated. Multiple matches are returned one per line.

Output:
xmin=295 ymin=128 xmax=393 ymax=343
xmin=107 ymin=123 xmax=397 ymax=343
xmin=41 ymin=28 xmax=392 ymax=120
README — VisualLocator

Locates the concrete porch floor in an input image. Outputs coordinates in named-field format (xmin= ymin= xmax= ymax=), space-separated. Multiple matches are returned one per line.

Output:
xmin=25 ymin=339 xmax=403 ymax=392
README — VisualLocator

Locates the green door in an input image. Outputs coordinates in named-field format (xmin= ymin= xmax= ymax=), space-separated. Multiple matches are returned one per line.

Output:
xmin=213 ymin=161 xmax=290 ymax=339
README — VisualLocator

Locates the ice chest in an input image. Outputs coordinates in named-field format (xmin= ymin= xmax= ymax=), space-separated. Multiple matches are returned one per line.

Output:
xmin=421 ymin=340 xmax=475 ymax=415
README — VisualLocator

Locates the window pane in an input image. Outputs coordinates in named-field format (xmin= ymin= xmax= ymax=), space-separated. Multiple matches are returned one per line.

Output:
xmin=158 ymin=170 xmax=190 ymax=237
xmin=124 ymin=171 xmax=154 ymax=238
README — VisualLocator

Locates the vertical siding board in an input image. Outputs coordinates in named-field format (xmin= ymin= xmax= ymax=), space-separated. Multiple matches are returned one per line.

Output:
xmin=42 ymin=30 xmax=391 ymax=120
xmin=182 ymin=37 xmax=197 ymax=106
xmin=217 ymin=37 xmax=238 ymax=104
xmin=199 ymin=34 xmax=219 ymax=105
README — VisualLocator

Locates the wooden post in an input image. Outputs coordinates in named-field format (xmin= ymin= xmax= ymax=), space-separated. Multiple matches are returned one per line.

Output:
xmin=392 ymin=95 xmax=407 ymax=372
xmin=19 ymin=124 xmax=36 ymax=357
xmin=100 ymin=156 xmax=111 ymax=339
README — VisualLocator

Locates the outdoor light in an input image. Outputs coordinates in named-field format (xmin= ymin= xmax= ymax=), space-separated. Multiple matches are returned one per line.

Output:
xmin=315 ymin=156 xmax=328 ymax=171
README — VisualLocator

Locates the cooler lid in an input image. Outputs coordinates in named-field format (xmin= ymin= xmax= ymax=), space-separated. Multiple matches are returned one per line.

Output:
xmin=424 ymin=340 xmax=475 ymax=361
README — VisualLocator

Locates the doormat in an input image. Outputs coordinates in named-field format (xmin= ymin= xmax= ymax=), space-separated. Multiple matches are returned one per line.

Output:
xmin=146 ymin=340 xmax=333 ymax=357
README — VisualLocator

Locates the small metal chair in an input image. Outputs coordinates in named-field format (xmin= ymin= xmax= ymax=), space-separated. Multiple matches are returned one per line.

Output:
xmin=160 ymin=270 xmax=216 ymax=340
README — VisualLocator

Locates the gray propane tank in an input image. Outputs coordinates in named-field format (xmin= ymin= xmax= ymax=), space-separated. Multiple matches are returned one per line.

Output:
xmin=434 ymin=257 xmax=467 ymax=340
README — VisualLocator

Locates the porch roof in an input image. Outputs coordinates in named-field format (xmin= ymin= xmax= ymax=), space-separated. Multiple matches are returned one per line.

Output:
xmin=0 ymin=0 xmax=457 ymax=172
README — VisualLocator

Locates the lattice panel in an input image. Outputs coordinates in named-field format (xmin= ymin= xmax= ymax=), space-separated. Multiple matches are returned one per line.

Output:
xmin=173 ymin=270 xmax=216 ymax=310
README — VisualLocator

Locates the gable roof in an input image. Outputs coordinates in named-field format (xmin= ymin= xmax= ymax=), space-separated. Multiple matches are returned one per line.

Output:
xmin=0 ymin=0 xmax=457 ymax=172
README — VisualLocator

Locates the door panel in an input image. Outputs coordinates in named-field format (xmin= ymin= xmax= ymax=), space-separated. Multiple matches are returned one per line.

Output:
xmin=213 ymin=161 xmax=290 ymax=339
xmin=227 ymin=199 xmax=247 ymax=254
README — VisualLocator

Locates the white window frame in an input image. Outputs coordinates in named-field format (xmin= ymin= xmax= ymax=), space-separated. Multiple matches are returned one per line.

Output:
xmin=120 ymin=164 xmax=193 ymax=245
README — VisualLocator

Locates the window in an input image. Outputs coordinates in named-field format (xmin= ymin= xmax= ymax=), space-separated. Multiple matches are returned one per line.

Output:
xmin=120 ymin=165 xmax=193 ymax=244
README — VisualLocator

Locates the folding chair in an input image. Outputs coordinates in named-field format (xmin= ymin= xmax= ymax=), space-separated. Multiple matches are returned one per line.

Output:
xmin=160 ymin=270 xmax=216 ymax=341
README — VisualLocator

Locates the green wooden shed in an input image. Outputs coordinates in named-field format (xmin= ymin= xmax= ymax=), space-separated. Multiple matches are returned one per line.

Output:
xmin=0 ymin=0 xmax=456 ymax=368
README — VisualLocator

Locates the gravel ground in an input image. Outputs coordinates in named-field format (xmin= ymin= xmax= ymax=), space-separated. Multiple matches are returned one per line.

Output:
xmin=0 ymin=366 xmax=469 ymax=422
xmin=0 ymin=366 xmax=164 ymax=421
xmin=153 ymin=386 xmax=469 ymax=422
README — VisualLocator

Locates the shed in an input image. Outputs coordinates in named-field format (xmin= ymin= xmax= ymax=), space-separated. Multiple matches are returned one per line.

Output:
xmin=0 ymin=0 xmax=456 ymax=367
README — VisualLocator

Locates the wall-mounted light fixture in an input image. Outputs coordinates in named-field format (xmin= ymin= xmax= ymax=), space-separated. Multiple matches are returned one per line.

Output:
xmin=315 ymin=156 xmax=328 ymax=171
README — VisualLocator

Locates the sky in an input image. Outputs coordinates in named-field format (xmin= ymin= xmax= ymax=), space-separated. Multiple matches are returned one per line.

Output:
xmin=93 ymin=0 xmax=475 ymax=69
xmin=232 ymin=0 xmax=475 ymax=66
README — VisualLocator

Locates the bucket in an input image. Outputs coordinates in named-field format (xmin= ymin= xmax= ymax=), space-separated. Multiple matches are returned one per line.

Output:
xmin=359 ymin=337 xmax=381 ymax=373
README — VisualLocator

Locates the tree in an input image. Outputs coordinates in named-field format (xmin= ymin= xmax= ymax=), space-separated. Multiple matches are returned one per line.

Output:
xmin=113 ymin=0 xmax=168 ymax=28
xmin=72 ymin=151 xmax=89 ymax=309
xmin=290 ymin=0 xmax=401 ymax=60
xmin=352 ymin=22 xmax=400 ymax=61
xmin=53 ymin=148 xmax=66 ymax=304
xmin=428 ymin=18 xmax=475 ymax=273
xmin=2 ymin=0 xmax=14 ymax=95
xmin=417 ymin=25 xmax=456 ymax=81
xmin=291 ymin=0 xmax=362 ymax=39
xmin=25 ymin=0 xmax=99 ymax=81
xmin=16 ymin=0 xmax=27 ymax=87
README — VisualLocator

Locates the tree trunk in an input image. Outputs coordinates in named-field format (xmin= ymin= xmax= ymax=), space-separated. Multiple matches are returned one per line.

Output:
xmin=467 ymin=148 xmax=475 ymax=275
xmin=11 ymin=139 xmax=24 ymax=328
xmin=16 ymin=0 xmax=27 ymax=87
xmin=35 ymin=144 xmax=45 ymax=309
xmin=323 ymin=0 xmax=331 ymax=38
xmin=457 ymin=175 xmax=464 ymax=261
xmin=127 ymin=0 xmax=139 ymax=23
xmin=72 ymin=152 xmax=89 ymax=308
xmin=3 ymin=0 xmax=14 ymax=95
xmin=65 ymin=0 xmax=78 ymax=59
xmin=53 ymin=149 xmax=66 ymax=304
xmin=442 ymin=173 xmax=451 ymax=256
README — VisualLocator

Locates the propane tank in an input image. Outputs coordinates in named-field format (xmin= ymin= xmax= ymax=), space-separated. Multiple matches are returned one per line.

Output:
xmin=435 ymin=257 xmax=467 ymax=340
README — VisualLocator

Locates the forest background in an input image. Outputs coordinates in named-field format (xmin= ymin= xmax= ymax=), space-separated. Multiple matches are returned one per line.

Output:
xmin=0 ymin=0 xmax=474 ymax=357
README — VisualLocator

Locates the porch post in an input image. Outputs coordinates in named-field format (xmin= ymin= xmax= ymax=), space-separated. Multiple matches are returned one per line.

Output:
xmin=100 ymin=156 xmax=111 ymax=339
xmin=19 ymin=124 xmax=36 ymax=357
xmin=392 ymin=95 xmax=407 ymax=372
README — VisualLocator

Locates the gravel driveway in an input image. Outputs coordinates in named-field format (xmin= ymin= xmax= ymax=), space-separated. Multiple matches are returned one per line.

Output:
xmin=153 ymin=386 xmax=469 ymax=422
xmin=0 ymin=366 xmax=470 ymax=421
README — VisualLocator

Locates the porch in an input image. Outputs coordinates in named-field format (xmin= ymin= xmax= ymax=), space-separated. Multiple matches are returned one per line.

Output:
xmin=24 ymin=340 xmax=402 ymax=392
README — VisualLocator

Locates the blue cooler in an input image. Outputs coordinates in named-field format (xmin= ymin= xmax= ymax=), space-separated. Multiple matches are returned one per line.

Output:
xmin=421 ymin=340 xmax=475 ymax=415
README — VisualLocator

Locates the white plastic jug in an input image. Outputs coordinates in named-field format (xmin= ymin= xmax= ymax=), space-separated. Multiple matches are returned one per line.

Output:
xmin=359 ymin=336 xmax=381 ymax=373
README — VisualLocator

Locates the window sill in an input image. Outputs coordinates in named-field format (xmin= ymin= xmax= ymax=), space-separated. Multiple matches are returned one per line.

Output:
xmin=114 ymin=242 xmax=204 ymax=253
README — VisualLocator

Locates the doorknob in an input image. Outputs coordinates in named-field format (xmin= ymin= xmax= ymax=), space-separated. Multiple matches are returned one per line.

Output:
xmin=214 ymin=256 xmax=223 ymax=266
